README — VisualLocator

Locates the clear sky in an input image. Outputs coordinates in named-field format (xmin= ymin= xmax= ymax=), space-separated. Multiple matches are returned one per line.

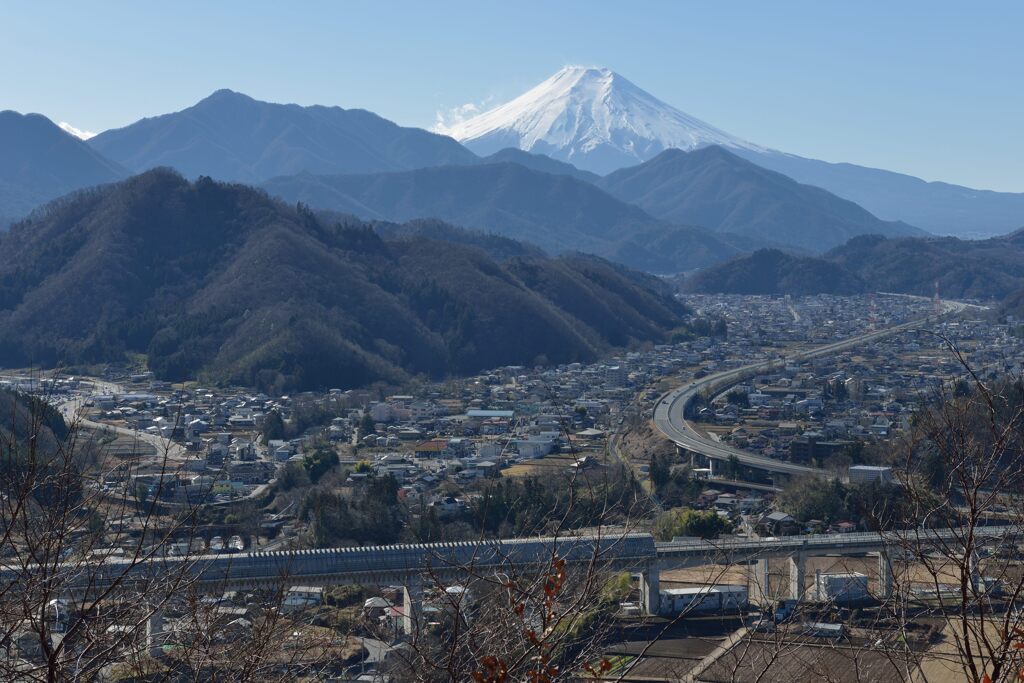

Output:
xmin=2 ymin=1 xmax=1022 ymax=191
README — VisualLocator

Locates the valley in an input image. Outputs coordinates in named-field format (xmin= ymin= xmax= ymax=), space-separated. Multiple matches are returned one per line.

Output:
xmin=3 ymin=14 xmax=1024 ymax=680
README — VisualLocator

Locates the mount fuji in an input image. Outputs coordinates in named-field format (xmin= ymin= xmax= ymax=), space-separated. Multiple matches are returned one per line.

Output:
xmin=440 ymin=66 xmax=764 ymax=175
xmin=443 ymin=67 xmax=1024 ymax=237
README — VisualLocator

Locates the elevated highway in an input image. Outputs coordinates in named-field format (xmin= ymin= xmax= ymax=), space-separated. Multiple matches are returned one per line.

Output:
xmin=18 ymin=524 xmax=1003 ymax=596
xmin=9 ymin=533 xmax=658 ymax=597
xmin=654 ymin=301 xmax=968 ymax=479
xmin=654 ymin=523 xmax=1017 ymax=566
xmin=7 ymin=533 xmax=658 ymax=633
xmin=653 ymin=521 xmax=1016 ymax=607
xmin=11 ymin=522 xmax=1011 ymax=623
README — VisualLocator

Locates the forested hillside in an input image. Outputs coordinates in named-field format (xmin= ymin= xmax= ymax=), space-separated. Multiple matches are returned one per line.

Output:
xmin=689 ymin=232 xmax=1024 ymax=301
xmin=0 ymin=170 xmax=691 ymax=391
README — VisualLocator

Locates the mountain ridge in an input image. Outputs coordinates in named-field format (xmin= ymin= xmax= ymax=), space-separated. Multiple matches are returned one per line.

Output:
xmin=684 ymin=248 xmax=867 ymax=295
xmin=479 ymin=147 xmax=600 ymax=182
xmin=0 ymin=169 xmax=690 ymax=392
xmin=261 ymin=160 xmax=751 ymax=272
xmin=89 ymin=89 xmax=478 ymax=182
xmin=732 ymin=148 xmax=1024 ymax=238
xmin=445 ymin=66 xmax=1024 ymax=237
xmin=597 ymin=146 xmax=924 ymax=252
xmin=688 ymin=231 xmax=1024 ymax=300
xmin=0 ymin=110 xmax=127 ymax=225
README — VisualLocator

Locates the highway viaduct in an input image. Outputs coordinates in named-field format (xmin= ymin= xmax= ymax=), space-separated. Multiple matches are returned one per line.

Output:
xmin=653 ymin=302 xmax=969 ymax=483
xmin=15 ymin=522 xmax=1014 ymax=638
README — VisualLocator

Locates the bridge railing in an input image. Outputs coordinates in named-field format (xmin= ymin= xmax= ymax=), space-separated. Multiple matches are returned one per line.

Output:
xmin=4 ymin=532 xmax=660 ymax=596
xmin=655 ymin=525 xmax=1023 ymax=557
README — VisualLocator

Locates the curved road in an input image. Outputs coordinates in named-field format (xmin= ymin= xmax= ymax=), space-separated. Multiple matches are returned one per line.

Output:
xmin=654 ymin=301 xmax=968 ymax=479
xmin=59 ymin=389 xmax=189 ymax=462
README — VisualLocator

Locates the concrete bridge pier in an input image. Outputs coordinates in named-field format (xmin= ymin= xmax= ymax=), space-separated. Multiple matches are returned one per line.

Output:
xmin=747 ymin=555 xmax=811 ymax=603
xmin=789 ymin=554 xmax=806 ymax=601
xmin=751 ymin=558 xmax=771 ymax=605
xmin=676 ymin=444 xmax=698 ymax=469
xmin=401 ymin=580 xmax=423 ymax=636
xmin=968 ymin=550 xmax=984 ymax=593
xmin=146 ymin=606 xmax=165 ymax=658
xmin=639 ymin=564 xmax=660 ymax=616
xmin=877 ymin=551 xmax=894 ymax=599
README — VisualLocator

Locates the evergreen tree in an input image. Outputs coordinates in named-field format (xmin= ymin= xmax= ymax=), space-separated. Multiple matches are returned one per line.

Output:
xmin=262 ymin=410 xmax=285 ymax=441
xmin=649 ymin=452 xmax=671 ymax=490
xmin=360 ymin=412 xmax=376 ymax=436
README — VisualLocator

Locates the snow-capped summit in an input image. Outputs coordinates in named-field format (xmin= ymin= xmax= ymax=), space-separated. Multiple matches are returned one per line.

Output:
xmin=58 ymin=121 xmax=96 ymax=140
xmin=439 ymin=66 xmax=762 ymax=174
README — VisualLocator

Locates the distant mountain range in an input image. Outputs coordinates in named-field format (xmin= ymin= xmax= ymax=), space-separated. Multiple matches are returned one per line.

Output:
xmin=2 ymin=74 xmax=1021 ymax=268
xmin=444 ymin=66 xmax=1024 ymax=237
xmin=688 ymin=231 xmax=1024 ymax=301
xmin=262 ymin=161 xmax=653 ymax=251
xmin=4 ymin=79 xmax=1023 ymax=388
xmin=263 ymin=144 xmax=926 ymax=259
xmin=731 ymin=149 xmax=1024 ymax=239
xmin=0 ymin=110 xmax=126 ymax=224
xmin=596 ymin=146 xmax=923 ymax=252
xmin=481 ymin=147 xmax=600 ymax=183
xmin=1 ymin=90 xmax=897 ymax=264
xmin=0 ymin=170 xmax=689 ymax=391
xmin=262 ymin=160 xmax=753 ymax=272
xmin=88 ymin=89 xmax=477 ymax=182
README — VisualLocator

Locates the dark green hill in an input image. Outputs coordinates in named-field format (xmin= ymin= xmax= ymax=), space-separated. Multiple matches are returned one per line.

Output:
xmin=684 ymin=249 xmax=866 ymax=295
xmin=606 ymin=226 xmax=769 ymax=276
xmin=373 ymin=218 xmax=546 ymax=261
xmin=0 ymin=170 xmax=689 ymax=392
xmin=689 ymin=230 xmax=1024 ymax=300
xmin=826 ymin=233 xmax=1024 ymax=300
xmin=597 ymin=146 xmax=924 ymax=252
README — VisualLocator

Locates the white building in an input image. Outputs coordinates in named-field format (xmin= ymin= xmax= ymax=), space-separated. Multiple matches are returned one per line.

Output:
xmin=516 ymin=437 xmax=555 ymax=459
xmin=659 ymin=585 xmax=748 ymax=616
xmin=848 ymin=465 xmax=893 ymax=485
xmin=283 ymin=586 xmax=324 ymax=612
xmin=815 ymin=572 xmax=869 ymax=602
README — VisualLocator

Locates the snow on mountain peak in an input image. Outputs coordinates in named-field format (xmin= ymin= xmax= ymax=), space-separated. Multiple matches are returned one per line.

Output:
xmin=58 ymin=121 xmax=96 ymax=140
xmin=440 ymin=66 xmax=762 ymax=174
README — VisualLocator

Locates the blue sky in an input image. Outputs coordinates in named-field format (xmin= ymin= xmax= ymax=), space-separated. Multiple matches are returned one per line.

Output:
xmin=2 ymin=2 xmax=1022 ymax=190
